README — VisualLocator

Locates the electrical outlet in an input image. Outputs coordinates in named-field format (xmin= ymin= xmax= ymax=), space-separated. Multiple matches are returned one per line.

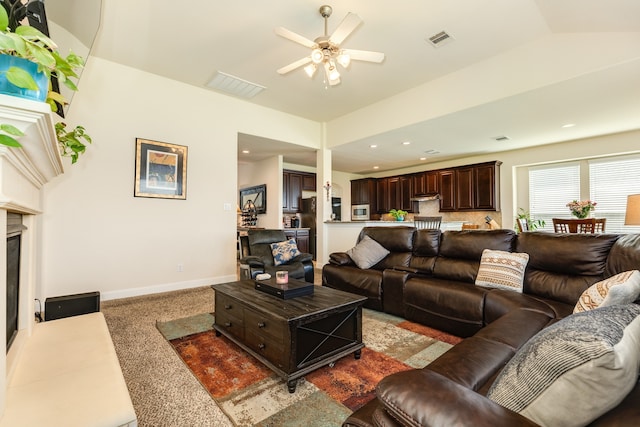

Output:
xmin=177 ymin=263 xmax=184 ymax=272
xmin=223 ymin=203 xmax=231 ymax=211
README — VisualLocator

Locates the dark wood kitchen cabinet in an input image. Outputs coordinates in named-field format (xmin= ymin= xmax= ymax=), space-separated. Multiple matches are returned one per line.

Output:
xmin=284 ymin=228 xmax=309 ymax=254
xmin=376 ymin=177 xmax=389 ymax=213
xmin=283 ymin=170 xmax=316 ymax=213
xmin=375 ymin=176 xmax=412 ymax=213
xmin=438 ymin=170 xmax=456 ymax=211
xmin=455 ymin=166 xmax=474 ymax=210
xmin=351 ymin=178 xmax=377 ymax=206
xmin=474 ymin=161 xmax=500 ymax=210
xmin=439 ymin=161 xmax=501 ymax=211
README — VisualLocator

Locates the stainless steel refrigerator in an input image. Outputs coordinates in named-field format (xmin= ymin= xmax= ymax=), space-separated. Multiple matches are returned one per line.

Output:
xmin=300 ymin=197 xmax=317 ymax=260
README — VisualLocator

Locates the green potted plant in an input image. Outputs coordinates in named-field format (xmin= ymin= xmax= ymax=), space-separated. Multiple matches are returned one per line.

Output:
xmin=0 ymin=1 xmax=91 ymax=162
xmin=515 ymin=208 xmax=545 ymax=232
xmin=389 ymin=209 xmax=408 ymax=221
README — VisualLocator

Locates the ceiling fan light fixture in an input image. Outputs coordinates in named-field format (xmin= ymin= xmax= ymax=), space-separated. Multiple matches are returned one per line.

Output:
xmin=337 ymin=51 xmax=351 ymax=68
xmin=304 ymin=63 xmax=317 ymax=78
xmin=311 ymin=48 xmax=324 ymax=64
xmin=324 ymin=61 xmax=341 ymax=85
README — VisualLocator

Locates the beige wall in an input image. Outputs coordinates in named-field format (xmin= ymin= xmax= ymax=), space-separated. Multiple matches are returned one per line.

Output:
xmin=40 ymin=57 xmax=320 ymax=301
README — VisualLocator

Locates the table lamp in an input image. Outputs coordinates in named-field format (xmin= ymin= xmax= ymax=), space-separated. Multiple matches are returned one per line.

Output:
xmin=624 ymin=194 xmax=640 ymax=225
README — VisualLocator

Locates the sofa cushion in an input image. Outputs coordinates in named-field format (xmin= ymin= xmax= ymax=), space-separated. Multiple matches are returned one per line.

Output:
xmin=322 ymin=264 xmax=384 ymax=311
xmin=270 ymin=239 xmax=301 ymax=266
xmin=404 ymin=277 xmax=487 ymax=337
xmin=487 ymin=304 xmax=640 ymax=427
xmin=433 ymin=230 xmax=516 ymax=283
xmin=574 ymin=270 xmax=640 ymax=313
xmin=346 ymin=235 xmax=390 ymax=269
xmin=516 ymin=232 xmax=619 ymax=304
xmin=475 ymin=250 xmax=529 ymax=293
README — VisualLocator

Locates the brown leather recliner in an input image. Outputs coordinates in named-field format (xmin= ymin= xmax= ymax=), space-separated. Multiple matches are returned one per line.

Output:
xmin=239 ymin=229 xmax=314 ymax=283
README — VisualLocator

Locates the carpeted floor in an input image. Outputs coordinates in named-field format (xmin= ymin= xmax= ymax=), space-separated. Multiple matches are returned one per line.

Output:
xmin=102 ymin=286 xmax=233 ymax=427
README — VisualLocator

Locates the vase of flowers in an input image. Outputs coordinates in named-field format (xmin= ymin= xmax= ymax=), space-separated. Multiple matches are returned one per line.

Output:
xmin=566 ymin=200 xmax=597 ymax=219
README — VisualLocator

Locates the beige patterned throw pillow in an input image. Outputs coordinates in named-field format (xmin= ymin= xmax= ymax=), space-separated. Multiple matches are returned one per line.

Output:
xmin=573 ymin=270 xmax=640 ymax=313
xmin=475 ymin=249 xmax=529 ymax=293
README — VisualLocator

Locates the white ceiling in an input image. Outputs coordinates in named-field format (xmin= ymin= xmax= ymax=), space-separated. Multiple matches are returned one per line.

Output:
xmin=91 ymin=0 xmax=640 ymax=174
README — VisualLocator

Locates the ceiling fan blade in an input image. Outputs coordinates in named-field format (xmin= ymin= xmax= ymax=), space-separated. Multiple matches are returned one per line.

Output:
xmin=342 ymin=49 xmax=385 ymax=63
xmin=275 ymin=27 xmax=317 ymax=49
xmin=329 ymin=12 xmax=363 ymax=45
xmin=277 ymin=57 xmax=312 ymax=75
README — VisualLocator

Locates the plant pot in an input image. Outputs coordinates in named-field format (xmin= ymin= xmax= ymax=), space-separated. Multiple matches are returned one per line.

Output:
xmin=396 ymin=216 xmax=404 ymax=221
xmin=0 ymin=55 xmax=49 ymax=102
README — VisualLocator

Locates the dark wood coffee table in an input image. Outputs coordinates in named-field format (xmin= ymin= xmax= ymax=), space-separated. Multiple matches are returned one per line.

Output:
xmin=211 ymin=279 xmax=366 ymax=392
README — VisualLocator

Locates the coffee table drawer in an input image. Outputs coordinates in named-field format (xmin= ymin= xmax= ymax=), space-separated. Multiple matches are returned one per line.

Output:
xmin=216 ymin=293 xmax=243 ymax=318
xmin=244 ymin=309 xmax=285 ymax=344
xmin=215 ymin=293 xmax=245 ymax=338
xmin=245 ymin=330 xmax=286 ymax=369
xmin=215 ymin=310 xmax=244 ymax=340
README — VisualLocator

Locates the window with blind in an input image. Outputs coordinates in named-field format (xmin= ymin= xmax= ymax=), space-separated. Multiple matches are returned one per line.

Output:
xmin=527 ymin=155 xmax=640 ymax=233
xmin=589 ymin=156 xmax=640 ymax=233
xmin=529 ymin=163 xmax=580 ymax=232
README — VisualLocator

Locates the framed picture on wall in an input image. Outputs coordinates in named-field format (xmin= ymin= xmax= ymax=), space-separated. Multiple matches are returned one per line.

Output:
xmin=240 ymin=184 xmax=267 ymax=214
xmin=134 ymin=138 xmax=188 ymax=199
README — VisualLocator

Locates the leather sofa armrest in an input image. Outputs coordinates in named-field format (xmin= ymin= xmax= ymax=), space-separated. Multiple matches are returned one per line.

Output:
xmin=376 ymin=369 xmax=538 ymax=427
xmin=329 ymin=252 xmax=354 ymax=266
xmin=240 ymin=256 xmax=265 ymax=268
xmin=292 ymin=252 xmax=313 ymax=263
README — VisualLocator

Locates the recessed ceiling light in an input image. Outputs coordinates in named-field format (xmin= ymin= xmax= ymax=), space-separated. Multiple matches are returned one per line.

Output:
xmin=402 ymin=141 xmax=411 ymax=145
xmin=562 ymin=123 xmax=576 ymax=128
xmin=242 ymin=150 xmax=250 ymax=154
xmin=420 ymin=157 xmax=427 ymax=161
xmin=370 ymin=144 xmax=378 ymax=148
xmin=373 ymin=166 xmax=379 ymax=169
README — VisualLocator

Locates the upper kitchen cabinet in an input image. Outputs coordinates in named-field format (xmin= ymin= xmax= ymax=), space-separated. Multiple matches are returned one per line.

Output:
xmin=455 ymin=166 xmax=474 ymax=210
xmin=283 ymin=170 xmax=316 ymax=213
xmin=440 ymin=161 xmax=501 ymax=211
xmin=473 ymin=161 xmax=501 ymax=210
xmin=374 ymin=176 xmax=413 ymax=213
xmin=411 ymin=171 xmax=437 ymax=195
xmin=438 ymin=170 xmax=456 ymax=211
xmin=351 ymin=178 xmax=377 ymax=207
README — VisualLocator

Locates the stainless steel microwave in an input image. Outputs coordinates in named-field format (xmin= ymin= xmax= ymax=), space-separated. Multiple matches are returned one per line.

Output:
xmin=351 ymin=204 xmax=370 ymax=221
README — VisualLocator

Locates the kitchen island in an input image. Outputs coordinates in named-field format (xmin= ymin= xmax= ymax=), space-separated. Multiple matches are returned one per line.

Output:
xmin=324 ymin=220 xmax=466 ymax=256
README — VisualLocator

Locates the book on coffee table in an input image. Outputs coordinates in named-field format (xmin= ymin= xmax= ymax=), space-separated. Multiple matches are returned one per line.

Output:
xmin=254 ymin=278 xmax=314 ymax=299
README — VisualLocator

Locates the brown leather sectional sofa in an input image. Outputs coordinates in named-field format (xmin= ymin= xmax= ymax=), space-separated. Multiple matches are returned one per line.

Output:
xmin=322 ymin=226 xmax=640 ymax=427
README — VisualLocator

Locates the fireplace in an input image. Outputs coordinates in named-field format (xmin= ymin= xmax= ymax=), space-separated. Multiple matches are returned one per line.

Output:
xmin=0 ymin=94 xmax=63 ymax=416
xmin=6 ymin=214 xmax=25 ymax=352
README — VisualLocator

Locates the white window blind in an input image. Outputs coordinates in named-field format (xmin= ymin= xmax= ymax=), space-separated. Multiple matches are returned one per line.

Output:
xmin=590 ymin=156 xmax=640 ymax=233
xmin=529 ymin=163 xmax=580 ymax=231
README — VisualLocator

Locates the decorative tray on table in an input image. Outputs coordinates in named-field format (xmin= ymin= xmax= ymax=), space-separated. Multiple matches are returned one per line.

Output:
xmin=254 ymin=278 xmax=314 ymax=299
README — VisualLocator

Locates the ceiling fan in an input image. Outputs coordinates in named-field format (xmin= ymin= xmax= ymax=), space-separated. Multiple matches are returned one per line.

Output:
xmin=275 ymin=5 xmax=385 ymax=86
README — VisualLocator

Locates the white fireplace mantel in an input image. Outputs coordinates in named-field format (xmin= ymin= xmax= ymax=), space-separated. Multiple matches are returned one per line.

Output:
xmin=0 ymin=94 xmax=63 ymax=416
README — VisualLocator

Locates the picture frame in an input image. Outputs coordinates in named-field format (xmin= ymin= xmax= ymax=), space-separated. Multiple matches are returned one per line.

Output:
xmin=134 ymin=138 xmax=187 ymax=199
xmin=240 ymin=184 xmax=267 ymax=214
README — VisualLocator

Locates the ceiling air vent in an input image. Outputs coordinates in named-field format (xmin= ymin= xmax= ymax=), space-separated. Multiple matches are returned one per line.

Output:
xmin=427 ymin=31 xmax=454 ymax=48
xmin=205 ymin=71 xmax=266 ymax=99
xmin=493 ymin=135 xmax=510 ymax=142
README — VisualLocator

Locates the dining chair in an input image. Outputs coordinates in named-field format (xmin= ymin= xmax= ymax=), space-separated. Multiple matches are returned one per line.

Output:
xmin=414 ymin=216 xmax=442 ymax=230
xmin=516 ymin=218 xmax=529 ymax=233
xmin=594 ymin=218 xmax=606 ymax=233
xmin=552 ymin=218 xmax=596 ymax=233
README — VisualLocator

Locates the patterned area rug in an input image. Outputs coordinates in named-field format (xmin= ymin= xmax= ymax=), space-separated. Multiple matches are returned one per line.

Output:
xmin=157 ymin=309 xmax=462 ymax=426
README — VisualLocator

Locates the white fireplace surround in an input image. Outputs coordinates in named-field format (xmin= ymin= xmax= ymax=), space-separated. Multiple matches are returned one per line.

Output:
xmin=0 ymin=94 xmax=62 ymax=415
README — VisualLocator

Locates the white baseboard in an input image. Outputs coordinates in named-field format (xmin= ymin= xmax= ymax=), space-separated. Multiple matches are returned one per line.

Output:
xmin=100 ymin=274 xmax=238 ymax=301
